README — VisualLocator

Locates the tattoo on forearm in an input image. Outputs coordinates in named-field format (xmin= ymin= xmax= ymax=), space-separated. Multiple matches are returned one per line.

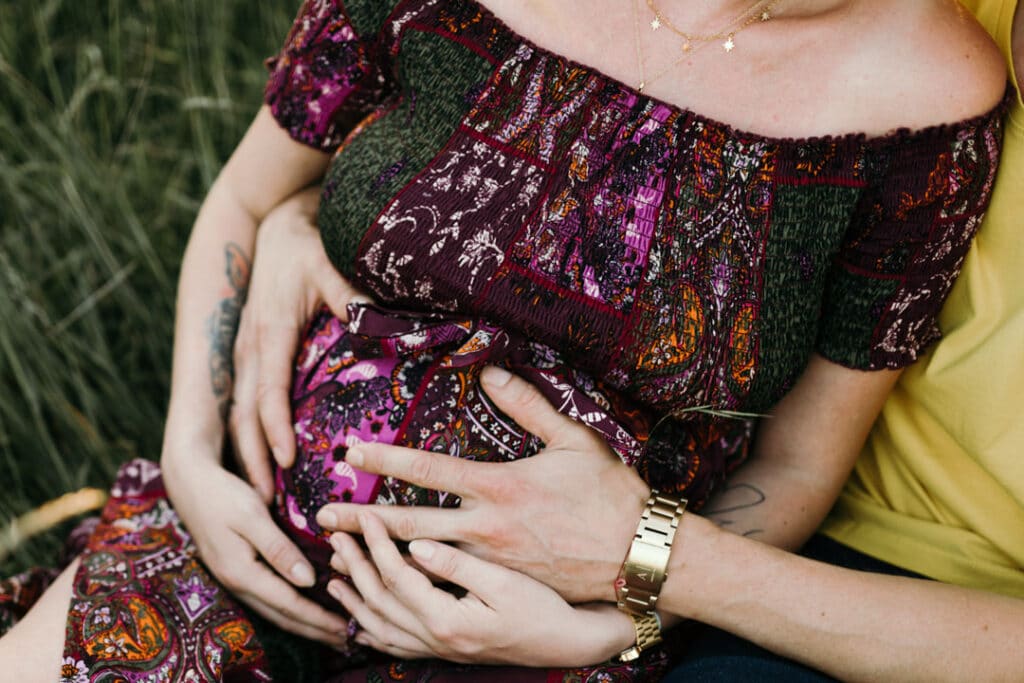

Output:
xmin=207 ymin=242 xmax=251 ymax=422
xmin=704 ymin=483 xmax=766 ymax=537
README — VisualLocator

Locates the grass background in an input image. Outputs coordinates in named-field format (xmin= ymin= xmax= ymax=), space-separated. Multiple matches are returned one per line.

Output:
xmin=0 ymin=0 xmax=298 ymax=575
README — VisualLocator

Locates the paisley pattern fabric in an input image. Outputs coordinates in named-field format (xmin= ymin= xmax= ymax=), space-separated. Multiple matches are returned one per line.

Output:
xmin=268 ymin=0 xmax=1005 ymax=567
xmin=11 ymin=0 xmax=1004 ymax=681
xmin=59 ymin=461 xmax=274 ymax=683
xmin=278 ymin=303 xmax=651 ymax=613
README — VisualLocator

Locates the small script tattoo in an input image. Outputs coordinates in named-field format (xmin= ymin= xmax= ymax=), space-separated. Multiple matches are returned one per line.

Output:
xmin=207 ymin=242 xmax=251 ymax=422
xmin=703 ymin=483 xmax=766 ymax=538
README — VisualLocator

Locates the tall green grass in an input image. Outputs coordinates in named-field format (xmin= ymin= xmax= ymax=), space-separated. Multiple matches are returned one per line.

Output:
xmin=0 ymin=0 xmax=297 ymax=574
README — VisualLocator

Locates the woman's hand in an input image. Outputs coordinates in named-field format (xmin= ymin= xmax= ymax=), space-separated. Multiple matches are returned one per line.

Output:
xmin=316 ymin=366 xmax=651 ymax=605
xmin=161 ymin=446 xmax=351 ymax=648
xmin=326 ymin=511 xmax=633 ymax=666
xmin=228 ymin=187 xmax=371 ymax=501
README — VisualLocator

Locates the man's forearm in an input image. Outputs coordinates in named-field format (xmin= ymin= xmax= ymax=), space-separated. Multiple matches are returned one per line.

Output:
xmin=662 ymin=513 xmax=1024 ymax=682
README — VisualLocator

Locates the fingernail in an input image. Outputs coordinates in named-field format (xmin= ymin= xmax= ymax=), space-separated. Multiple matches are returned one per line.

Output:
xmin=291 ymin=562 xmax=315 ymax=587
xmin=346 ymin=448 xmax=364 ymax=467
xmin=317 ymin=510 xmax=338 ymax=528
xmin=272 ymin=447 xmax=287 ymax=467
xmin=327 ymin=580 xmax=344 ymax=602
xmin=350 ymin=294 xmax=372 ymax=305
xmin=482 ymin=365 xmax=511 ymax=387
xmin=409 ymin=539 xmax=434 ymax=561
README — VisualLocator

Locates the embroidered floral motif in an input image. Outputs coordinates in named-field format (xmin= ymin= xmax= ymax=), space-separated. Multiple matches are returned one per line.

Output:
xmin=59 ymin=656 xmax=88 ymax=683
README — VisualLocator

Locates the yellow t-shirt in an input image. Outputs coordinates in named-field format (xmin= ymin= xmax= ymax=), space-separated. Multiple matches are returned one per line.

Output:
xmin=822 ymin=0 xmax=1024 ymax=598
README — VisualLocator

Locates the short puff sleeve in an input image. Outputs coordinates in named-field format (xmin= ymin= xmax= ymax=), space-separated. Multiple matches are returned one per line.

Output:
xmin=816 ymin=96 xmax=1007 ymax=370
xmin=264 ymin=0 xmax=390 ymax=151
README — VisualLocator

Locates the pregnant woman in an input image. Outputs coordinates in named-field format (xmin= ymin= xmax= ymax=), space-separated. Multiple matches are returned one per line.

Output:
xmin=0 ymin=0 xmax=1009 ymax=681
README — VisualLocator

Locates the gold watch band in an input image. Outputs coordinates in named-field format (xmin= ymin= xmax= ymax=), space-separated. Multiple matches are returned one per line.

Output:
xmin=617 ymin=612 xmax=662 ymax=662
xmin=617 ymin=491 xmax=687 ymax=616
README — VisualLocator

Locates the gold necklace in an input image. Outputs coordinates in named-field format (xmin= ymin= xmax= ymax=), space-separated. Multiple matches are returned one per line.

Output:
xmin=632 ymin=0 xmax=718 ymax=92
xmin=646 ymin=0 xmax=781 ymax=53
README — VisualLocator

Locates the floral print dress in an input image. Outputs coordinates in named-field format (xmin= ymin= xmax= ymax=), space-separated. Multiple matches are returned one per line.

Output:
xmin=2 ymin=1 xmax=1007 ymax=681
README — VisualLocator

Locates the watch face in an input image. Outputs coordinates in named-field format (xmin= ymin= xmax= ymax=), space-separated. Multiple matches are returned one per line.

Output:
xmin=625 ymin=561 xmax=655 ymax=586
xmin=624 ymin=544 xmax=670 ymax=588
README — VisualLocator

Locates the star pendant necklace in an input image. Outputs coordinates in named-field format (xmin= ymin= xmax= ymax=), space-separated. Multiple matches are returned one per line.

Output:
xmin=632 ymin=0 xmax=782 ymax=93
xmin=647 ymin=0 xmax=781 ymax=54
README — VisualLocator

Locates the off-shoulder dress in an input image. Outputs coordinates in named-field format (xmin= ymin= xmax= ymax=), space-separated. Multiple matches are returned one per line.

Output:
xmin=12 ymin=1 xmax=1006 ymax=681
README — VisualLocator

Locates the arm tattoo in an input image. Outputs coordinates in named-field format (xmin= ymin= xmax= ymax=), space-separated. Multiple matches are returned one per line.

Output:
xmin=207 ymin=242 xmax=251 ymax=422
xmin=703 ymin=483 xmax=766 ymax=538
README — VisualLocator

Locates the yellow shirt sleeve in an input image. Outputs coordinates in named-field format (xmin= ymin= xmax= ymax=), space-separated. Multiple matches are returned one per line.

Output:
xmin=821 ymin=0 xmax=1024 ymax=598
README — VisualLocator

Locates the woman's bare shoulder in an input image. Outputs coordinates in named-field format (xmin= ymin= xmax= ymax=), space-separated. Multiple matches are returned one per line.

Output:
xmin=840 ymin=0 xmax=1006 ymax=132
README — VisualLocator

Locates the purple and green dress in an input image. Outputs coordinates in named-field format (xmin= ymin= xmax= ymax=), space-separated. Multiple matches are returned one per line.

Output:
xmin=2 ymin=1 xmax=1006 ymax=681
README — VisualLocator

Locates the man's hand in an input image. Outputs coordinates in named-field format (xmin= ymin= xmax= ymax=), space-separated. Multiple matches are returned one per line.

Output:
xmin=316 ymin=366 xmax=651 ymax=604
xmin=325 ymin=511 xmax=633 ymax=666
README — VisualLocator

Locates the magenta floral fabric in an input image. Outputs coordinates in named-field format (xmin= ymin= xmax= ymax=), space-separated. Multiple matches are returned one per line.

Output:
xmin=277 ymin=303 xmax=651 ymax=611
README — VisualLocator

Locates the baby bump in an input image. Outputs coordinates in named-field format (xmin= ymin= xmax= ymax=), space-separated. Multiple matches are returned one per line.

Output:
xmin=272 ymin=303 xmax=647 ymax=609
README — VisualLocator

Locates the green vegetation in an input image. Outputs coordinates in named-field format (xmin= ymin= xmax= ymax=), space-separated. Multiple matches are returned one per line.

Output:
xmin=0 ymin=0 xmax=296 ymax=573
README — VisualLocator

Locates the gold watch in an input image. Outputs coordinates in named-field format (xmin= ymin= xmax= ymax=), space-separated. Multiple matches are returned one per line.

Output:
xmin=617 ymin=612 xmax=662 ymax=662
xmin=617 ymin=491 xmax=687 ymax=616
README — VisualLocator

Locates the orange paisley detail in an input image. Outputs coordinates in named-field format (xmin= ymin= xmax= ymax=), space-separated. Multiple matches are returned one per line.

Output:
xmin=211 ymin=617 xmax=264 ymax=668
xmin=635 ymin=284 xmax=703 ymax=371
xmin=728 ymin=303 xmax=757 ymax=389
xmin=896 ymin=152 xmax=952 ymax=220
xmin=85 ymin=595 xmax=169 ymax=664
